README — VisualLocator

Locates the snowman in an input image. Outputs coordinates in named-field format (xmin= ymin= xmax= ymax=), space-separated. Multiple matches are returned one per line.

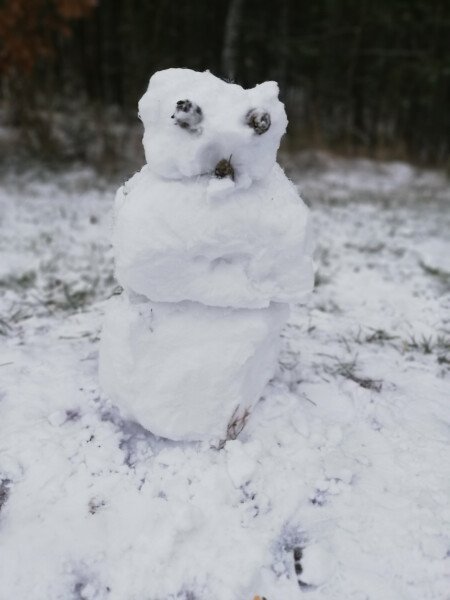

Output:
xmin=99 ymin=68 xmax=313 ymax=443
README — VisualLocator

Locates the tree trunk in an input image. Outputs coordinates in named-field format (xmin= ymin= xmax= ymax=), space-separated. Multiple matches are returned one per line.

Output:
xmin=221 ymin=0 xmax=245 ymax=81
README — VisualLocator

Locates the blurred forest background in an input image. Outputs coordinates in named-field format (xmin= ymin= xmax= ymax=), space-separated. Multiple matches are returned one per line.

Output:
xmin=0 ymin=0 xmax=449 ymax=172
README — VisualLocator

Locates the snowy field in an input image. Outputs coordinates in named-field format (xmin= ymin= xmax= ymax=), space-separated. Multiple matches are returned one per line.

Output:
xmin=0 ymin=156 xmax=449 ymax=599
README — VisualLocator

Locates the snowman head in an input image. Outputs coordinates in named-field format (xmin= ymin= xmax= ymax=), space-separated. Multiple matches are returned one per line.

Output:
xmin=138 ymin=69 xmax=288 ymax=190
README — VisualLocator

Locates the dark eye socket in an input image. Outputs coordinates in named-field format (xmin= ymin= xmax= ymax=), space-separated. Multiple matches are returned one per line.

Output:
xmin=172 ymin=99 xmax=203 ymax=132
xmin=246 ymin=108 xmax=271 ymax=134
xmin=176 ymin=99 xmax=192 ymax=112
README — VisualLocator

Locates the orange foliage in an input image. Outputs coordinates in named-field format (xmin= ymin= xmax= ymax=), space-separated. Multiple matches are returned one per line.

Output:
xmin=0 ymin=0 xmax=97 ymax=74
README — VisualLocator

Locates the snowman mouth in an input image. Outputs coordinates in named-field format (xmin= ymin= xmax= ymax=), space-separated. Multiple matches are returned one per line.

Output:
xmin=214 ymin=157 xmax=234 ymax=180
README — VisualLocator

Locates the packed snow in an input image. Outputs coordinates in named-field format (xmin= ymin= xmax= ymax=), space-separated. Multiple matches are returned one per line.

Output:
xmin=114 ymin=163 xmax=313 ymax=309
xmin=0 ymin=155 xmax=449 ymax=599
xmin=138 ymin=69 xmax=287 ymax=189
xmin=100 ymin=294 xmax=287 ymax=441
xmin=104 ymin=69 xmax=313 ymax=442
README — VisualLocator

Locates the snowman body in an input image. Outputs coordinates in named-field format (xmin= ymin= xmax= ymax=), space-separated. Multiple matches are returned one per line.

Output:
xmin=99 ymin=69 xmax=313 ymax=442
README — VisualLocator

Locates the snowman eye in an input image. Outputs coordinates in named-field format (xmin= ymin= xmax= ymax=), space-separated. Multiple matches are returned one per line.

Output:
xmin=246 ymin=108 xmax=271 ymax=134
xmin=171 ymin=99 xmax=203 ymax=131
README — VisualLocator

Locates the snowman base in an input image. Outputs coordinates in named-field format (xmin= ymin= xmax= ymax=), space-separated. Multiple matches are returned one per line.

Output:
xmin=99 ymin=292 xmax=288 ymax=442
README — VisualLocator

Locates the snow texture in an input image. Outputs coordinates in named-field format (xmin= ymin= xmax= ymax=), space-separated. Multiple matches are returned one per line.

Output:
xmin=114 ymin=163 xmax=313 ymax=309
xmin=103 ymin=69 xmax=313 ymax=442
xmin=0 ymin=156 xmax=449 ymax=599
xmin=99 ymin=293 xmax=287 ymax=441
xmin=138 ymin=68 xmax=288 ymax=189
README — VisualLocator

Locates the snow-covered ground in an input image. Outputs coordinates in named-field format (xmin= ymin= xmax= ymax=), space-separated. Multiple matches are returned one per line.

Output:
xmin=0 ymin=156 xmax=449 ymax=600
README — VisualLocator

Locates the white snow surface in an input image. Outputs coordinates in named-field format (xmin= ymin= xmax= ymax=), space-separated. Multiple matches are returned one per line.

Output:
xmin=138 ymin=68 xmax=287 ymax=189
xmin=111 ymin=70 xmax=312 ymax=442
xmin=99 ymin=292 xmax=287 ymax=441
xmin=114 ymin=163 xmax=313 ymax=308
xmin=0 ymin=157 xmax=449 ymax=599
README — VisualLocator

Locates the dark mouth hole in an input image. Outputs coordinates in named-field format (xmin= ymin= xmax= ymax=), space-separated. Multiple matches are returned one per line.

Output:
xmin=214 ymin=157 xmax=234 ymax=180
